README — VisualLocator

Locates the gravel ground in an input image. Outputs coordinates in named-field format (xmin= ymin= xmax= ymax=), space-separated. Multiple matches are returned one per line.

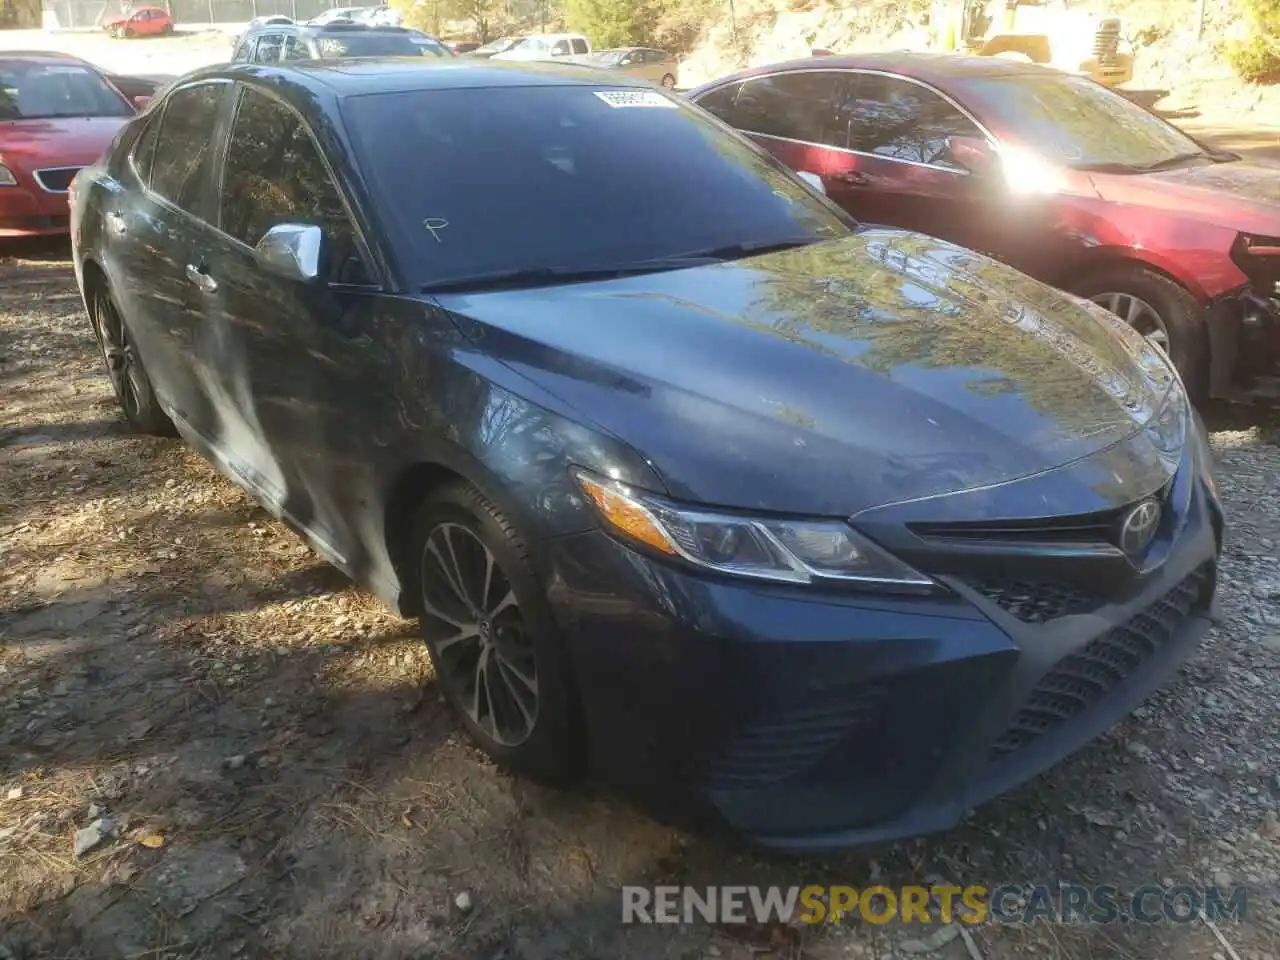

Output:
xmin=2 ymin=249 xmax=1280 ymax=960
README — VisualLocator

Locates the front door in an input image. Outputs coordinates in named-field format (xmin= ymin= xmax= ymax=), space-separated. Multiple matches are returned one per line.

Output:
xmin=821 ymin=73 xmax=998 ymax=252
xmin=192 ymin=83 xmax=385 ymax=558
xmin=106 ymin=79 xmax=232 ymax=441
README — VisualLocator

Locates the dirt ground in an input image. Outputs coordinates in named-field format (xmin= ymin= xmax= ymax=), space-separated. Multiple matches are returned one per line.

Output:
xmin=3 ymin=232 xmax=1280 ymax=960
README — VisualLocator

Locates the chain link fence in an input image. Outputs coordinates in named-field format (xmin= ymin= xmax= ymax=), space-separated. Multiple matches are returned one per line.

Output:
xmin=41 ymin=0 xmax=372 ymax=29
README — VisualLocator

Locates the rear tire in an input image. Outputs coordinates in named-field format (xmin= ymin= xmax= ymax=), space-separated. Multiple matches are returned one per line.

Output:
xmin=90 ymin=286 xmax=175 ymax=435
xmin=1071 ymin=263 xmax=1208 ymax=399
xmin=410 ymin=482 xmax=582 ymax=782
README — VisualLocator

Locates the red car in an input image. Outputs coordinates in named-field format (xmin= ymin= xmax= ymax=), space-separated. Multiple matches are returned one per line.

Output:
xmin=0 ymin=54 xmax=140 ymax=238
xmin=689 ymin=53 xmax=1280 ymax=403
xmin=105 ymin=5 xmax=174 ymax=38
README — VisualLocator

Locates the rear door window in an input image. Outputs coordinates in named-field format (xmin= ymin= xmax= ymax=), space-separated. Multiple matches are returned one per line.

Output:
xmin=725 ymin=72 xmax=840 ymax=146
xmin=571 ymin=37 xmax=588 ymax=54
xmin=693 ymin=81 xmax=742 ymax=125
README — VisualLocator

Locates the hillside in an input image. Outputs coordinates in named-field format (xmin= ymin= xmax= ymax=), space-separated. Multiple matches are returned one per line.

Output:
xmin=673 ymin=0 xmax=1280 ymax=131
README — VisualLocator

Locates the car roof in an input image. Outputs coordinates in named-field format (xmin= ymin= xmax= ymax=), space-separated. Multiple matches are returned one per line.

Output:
xmin=186 ymin=56 xmax=657 ymax=98
xmin=697 ymin=51 xmax=1051 ymax=88
xmin=0 ymin=50 xmax=95 ymax=66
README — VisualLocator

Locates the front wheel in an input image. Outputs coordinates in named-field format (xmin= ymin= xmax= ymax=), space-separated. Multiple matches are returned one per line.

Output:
xmin=1072 ymin=264 xmax=1208 ymax=398
xmin=411 ymin=482 xmax=582 ymax=781
xmin=124 ymin=26 xmax=136 ymax=37
xmin=661 ymin=73 xmax=676 ymax=88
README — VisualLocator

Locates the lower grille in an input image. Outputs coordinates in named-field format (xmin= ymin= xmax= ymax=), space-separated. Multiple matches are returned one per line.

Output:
xmin=966 ymin=579 xmax=1103 ymax=623
xmin=1093 ymin=20 xmax=1121 ymax=66
xmin=988 ymin=562 xmax=1212 ymax=761
xmin=706 ymin=686 xmax=887 ymax=790
xmin=34 ymin=167 xmax=81 ymax=193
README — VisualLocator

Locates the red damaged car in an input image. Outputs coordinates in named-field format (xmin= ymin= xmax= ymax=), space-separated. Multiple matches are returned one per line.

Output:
xmin=689 ymin=53 xmax=1280 ymax=403
xmin=1 ymin=54 xmax=140 ymax=239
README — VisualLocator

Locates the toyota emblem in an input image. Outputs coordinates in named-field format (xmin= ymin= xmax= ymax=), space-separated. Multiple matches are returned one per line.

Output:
xmin=1117 ymin=499 xmax=1162 ymax=557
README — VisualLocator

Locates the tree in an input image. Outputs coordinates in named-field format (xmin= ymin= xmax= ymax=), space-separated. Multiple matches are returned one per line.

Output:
xmin=564 ymin=0 xmax=656 ymax=48
xmin=393 ymin=0 xmax=502 ymax=40
xmin=1226 ymin=0 xmax=1280 ymax=83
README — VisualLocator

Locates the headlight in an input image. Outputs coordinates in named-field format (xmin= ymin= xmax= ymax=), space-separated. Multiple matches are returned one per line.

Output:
xmin=1146 ymin=379 xmax=1188 ymax=471
xmin=572 ymin=469 xmax=935 ymax=591
xmin=0 ymin=163 xmax=16 ymax=187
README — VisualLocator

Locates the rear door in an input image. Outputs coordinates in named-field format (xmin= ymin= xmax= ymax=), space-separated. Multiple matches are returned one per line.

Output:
xmin=823 ymin=71 xmax=998 ymax=255
xmin=106 ymin=79 xmax=233 ymax=442
xmin=695 ymin=71 xmax=842 ymax=183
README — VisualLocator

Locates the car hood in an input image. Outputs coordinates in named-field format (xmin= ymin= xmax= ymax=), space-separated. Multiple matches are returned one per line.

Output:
xmin=0 ymin=116 xmax=128 ymax=169
xmin=1092 ymin=160 xmax=1280 ymax=234
xmin=437 ymin=229 xmax=1180 ymax=516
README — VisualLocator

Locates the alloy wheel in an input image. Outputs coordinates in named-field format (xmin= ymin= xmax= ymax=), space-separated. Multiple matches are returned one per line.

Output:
xmin=1089 ymin=291 xmax=1171 ymax=353
xmin=94 ymin=294 xmax=145 ymax=421
xmin=419 ymin=521 xmax=539 ymax=747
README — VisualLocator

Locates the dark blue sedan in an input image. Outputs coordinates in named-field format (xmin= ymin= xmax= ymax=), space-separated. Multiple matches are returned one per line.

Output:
xmin=68 ymin=57 xmax=1223 ymax=850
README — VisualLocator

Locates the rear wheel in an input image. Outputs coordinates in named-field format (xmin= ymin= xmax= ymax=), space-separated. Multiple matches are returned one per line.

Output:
xmin=1071 ymin=264 xmax=1208 ymax=398
xmin=91 ymin=287 xmax=175 ymax=435
xmin=661 ymin=73 xmax=676 ymax=88
xmin=411 ymin=482 xmax=581 ymax=781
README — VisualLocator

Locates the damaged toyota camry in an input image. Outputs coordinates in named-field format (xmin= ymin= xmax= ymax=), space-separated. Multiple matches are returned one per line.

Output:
xmin=69 ymin=58 xmax=1224 ymax=850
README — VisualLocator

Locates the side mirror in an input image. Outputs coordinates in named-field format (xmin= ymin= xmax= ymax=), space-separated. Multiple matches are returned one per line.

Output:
xmin=949 ymin=135 xmax=998 ymax=175
xmin=255 ymin=223 xmax=325 ymax=284
xmin=796 ymin=170 xmax=826 ymax=196
xmin=132 ymin=94 xmax=151 ymax=108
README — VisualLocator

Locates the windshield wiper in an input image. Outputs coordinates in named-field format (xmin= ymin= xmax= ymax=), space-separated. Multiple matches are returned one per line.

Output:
xmin=663 ymin=237 xmax=818 ymax=262
xmin=1075 ymin=151 xmax=1209 ymax=174
xmin=420 ymin=240 xmax=821 ymax=294
xmin=421 ymin=262 xmax=699 ymax=294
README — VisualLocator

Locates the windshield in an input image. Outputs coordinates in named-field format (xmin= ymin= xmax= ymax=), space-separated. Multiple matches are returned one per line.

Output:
xmin=507 ymin=37 xmax=549 ymax=54
xmin=0 ymin=60 xmax=132 ymax=121
xmin=409 ymin=35 xmax=451 ymax=57
xmin=314 ymin=33 xmax=421 ymax=57
xmin=959 ymin=73 xmax=1206 ymax=169
xmin=473 ymin=37 xmax=518 ymax=54
xmin=344 ymin=86 xmax=851 ymax=289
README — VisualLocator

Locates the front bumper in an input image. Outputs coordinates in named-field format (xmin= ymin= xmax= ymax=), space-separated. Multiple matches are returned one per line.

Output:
xmin=0 ymin=182 xmax=72 ymax=238
xmin=548 ymin=434 xmax=1222 ymax=851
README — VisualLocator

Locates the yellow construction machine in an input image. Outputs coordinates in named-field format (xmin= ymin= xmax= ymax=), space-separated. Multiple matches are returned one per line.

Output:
xmin=928 ymin=0 xmax=1134 ymax=86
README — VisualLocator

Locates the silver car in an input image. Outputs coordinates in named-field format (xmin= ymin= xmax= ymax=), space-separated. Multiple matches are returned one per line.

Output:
xmin=579 ymin=47 xmax=679 ymax=87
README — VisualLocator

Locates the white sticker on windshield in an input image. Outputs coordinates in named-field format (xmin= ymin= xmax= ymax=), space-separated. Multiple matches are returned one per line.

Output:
xmin=593 ymin=90 xmax=677 ymax=109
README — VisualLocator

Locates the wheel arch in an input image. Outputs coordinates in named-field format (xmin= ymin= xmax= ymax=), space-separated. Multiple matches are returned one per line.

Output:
xmin=1055 ymin=250 xmax=1212 ymax=305
xmin=382 ymin=448 xmax=551 ymax=619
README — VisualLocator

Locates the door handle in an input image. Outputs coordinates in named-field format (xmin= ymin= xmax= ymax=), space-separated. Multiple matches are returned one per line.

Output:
xmin=185 ymin=263 xmax=218 ymax=294
xmin=105 ymin=211 xmax=127 ymax=235
xmin=832 ymin=170 xmax=869 ymax=186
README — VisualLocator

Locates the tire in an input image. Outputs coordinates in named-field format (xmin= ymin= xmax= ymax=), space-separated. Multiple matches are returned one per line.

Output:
xmin=1070 ymin=263 xmax=1208 ymax=399
xmin=162 ymin=22 xmax=173 ymax=33
xmin=124 ymin=26 xmax=136 ymax=37
xmin=410 ymin=481 xmax=581 ymax=781
xmin=661 ymin=73 xmax=676 ymax=88
xmin=90 ymin=286 xmax=175 ymax=435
